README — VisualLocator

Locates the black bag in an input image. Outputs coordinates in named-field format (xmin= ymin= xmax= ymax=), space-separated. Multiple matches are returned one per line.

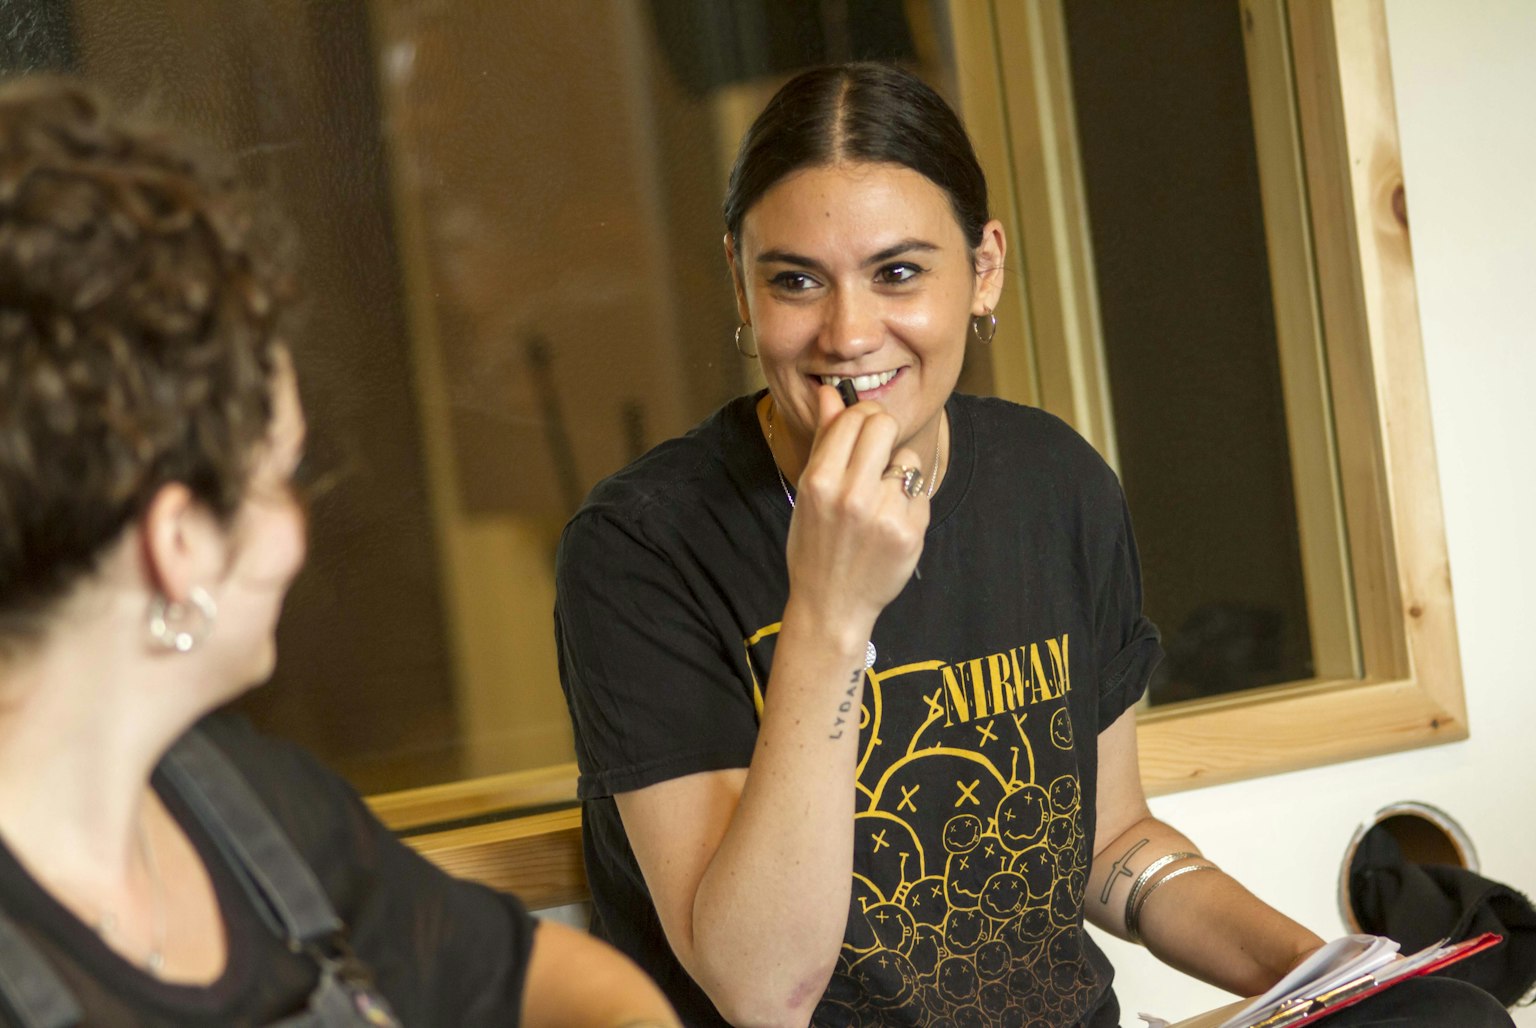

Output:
xmin=1350 ymin=824 xmax=1536 ymax=1007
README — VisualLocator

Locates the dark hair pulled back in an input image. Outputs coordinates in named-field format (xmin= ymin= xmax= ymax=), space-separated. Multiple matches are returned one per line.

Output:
xmin=723 ymin=62 xmax=990 ymax=251
xmin=0 ymin=78 xmax=291 ymax=642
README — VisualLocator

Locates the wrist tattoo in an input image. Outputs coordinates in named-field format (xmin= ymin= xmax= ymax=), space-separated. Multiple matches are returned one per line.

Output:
xmin=829 ymin=665 xmax=863 ymax=739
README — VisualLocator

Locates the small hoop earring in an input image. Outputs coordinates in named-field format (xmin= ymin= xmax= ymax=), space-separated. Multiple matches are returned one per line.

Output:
xmin=971 ymin=310 xmax=998 ymax=345
xmin=148 ymin=586 xmax=218 ymax=653
xmin=734 ymin=322 xmax=758 ymax=359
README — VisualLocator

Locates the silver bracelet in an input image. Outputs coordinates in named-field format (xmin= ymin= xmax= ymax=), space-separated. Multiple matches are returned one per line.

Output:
xmin=1127 ymin=863 xmax=1221 ymax=944
xmin=1122 ymin=850 xmax=1200 ymax=932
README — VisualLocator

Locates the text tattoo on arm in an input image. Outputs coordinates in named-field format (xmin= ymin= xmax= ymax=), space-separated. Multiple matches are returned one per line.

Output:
xmin=830 ymin=666 xmax=862 ymax=739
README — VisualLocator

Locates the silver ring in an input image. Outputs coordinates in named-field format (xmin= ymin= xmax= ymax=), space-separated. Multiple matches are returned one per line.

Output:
xmin=883 ymin=463 xmax=925 ymax=499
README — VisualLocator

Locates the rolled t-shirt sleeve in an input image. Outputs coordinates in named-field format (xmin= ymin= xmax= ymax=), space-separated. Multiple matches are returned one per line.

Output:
xmin=1088 ymin=472 xmax=1163 ymax=730
xmin=556 ymin=510 xmax=760 ymax=798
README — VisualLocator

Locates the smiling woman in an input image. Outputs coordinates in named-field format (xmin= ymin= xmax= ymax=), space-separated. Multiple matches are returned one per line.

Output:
xmin=727 ymin=161 xmax=1004 ymax=499
xmin=556 ymin=69 xmax=1127 ymax=1027
xmin=721 ymin=65 xmax=1005 ymax=508
xmin=552 ymin=61 xmax=1513 ymax=1028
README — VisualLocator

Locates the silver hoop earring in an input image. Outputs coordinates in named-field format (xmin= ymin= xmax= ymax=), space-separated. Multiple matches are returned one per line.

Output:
xmin=971 ymin=310 xmax=998 ymax=345
xmin=147 ymin=586 xmax=218 ymax=653
xmin=734 ymin=322 xmax=758 ymax=359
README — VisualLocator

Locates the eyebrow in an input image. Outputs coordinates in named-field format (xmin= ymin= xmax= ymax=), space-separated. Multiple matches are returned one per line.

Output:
xmin=756 ymin=238 xmax=940 ymax=272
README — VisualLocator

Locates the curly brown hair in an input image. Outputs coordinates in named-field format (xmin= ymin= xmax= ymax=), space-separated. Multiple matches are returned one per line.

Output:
xmin=0 ymin=78 xmax=292 ymax=642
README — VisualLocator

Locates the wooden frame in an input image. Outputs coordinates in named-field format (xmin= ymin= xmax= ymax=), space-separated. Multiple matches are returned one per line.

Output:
xmin=1134 ymin=0 xmax=1465 ymax=793
xmin=1241 ymin=0 xmax=1360 ymax=684
xmin=943 ymin=1 xmax=1044 ymax=410
xmin=987 ymin=0 xmax=1464 ymax=794
xmin=921 ymin=0 xmax=1466 ymax=797
xmin=371 ymin=0 xmax=1466 ymax=905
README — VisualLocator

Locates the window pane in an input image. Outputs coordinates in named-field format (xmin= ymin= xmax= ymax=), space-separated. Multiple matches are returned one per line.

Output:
xmin=10 ymin=0 xmax=969 ymax=795
xmin=1061 ymin=0 xmax=1317 ymax=705
xmin=359 ymin=0 xmax=970 ymax=789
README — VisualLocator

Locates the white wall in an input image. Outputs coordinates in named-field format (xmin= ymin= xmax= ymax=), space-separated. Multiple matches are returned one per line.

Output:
xmin=1095 ymin=1 xmax=1536 ymax=1022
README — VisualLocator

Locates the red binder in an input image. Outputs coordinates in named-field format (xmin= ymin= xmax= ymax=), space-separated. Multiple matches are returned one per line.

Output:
xmin=1252 ymin=932 xmax=1502 ymax=1027
xmin=1163 ymin=932 xmax=1503 ymax=1028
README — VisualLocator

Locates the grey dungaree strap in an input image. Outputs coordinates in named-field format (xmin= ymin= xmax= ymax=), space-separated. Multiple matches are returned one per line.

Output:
xmin=159 ymin=729 xmax=343 ymax=948
xmin=160 ymin=731 xmax=397 ymax=1028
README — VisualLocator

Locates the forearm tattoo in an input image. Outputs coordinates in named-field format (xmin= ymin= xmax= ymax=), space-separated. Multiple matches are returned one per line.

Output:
xmin=830 ymin=665 xmax=862 ymax=739
xmin=1100 ymin=837 xmax=1150 ymax=904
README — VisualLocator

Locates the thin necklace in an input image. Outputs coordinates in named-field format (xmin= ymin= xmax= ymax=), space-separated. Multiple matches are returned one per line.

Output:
xmin=765 ymin=401 xmax=943 ymax=509
xmin=96 ymin=815 xmax=168 ymax=976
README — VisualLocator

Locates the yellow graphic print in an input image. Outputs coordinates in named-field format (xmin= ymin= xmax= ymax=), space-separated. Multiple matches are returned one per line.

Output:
xmin=748 ymin=631 xmax=1098 ymax=1027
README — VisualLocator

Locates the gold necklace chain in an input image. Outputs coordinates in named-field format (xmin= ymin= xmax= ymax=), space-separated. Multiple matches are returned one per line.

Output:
xmin=765 ymin=400 xmax=942 ymax=509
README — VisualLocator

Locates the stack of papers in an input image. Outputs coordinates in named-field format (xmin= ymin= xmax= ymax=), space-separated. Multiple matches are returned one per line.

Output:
xmin=1217 ymin=935 xmax=1400 ymax=1026
xmin=1138 ymin=932 xmax=1500 ymax=1028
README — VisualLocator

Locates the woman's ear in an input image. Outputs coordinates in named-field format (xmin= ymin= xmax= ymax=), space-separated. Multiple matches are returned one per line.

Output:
xmin=723 ymin=231 xmax=751 ymax=324
xmin=972 ymin=219 xmax=1008 ymax=315
xmin=140 ymin=483 xmax=224 ymax=602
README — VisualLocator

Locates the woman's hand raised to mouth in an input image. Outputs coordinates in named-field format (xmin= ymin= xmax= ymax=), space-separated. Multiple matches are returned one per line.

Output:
xmin=784 ymin=384 xmax=930 ymax=634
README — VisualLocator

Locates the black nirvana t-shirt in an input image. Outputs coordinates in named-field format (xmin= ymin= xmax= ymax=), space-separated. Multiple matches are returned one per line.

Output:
xmin=557 ymin=392 xmax=1161 ymax=1027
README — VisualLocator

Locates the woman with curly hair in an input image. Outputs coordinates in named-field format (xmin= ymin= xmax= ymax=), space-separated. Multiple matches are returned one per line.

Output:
xmin=0 ymin=78 xmax=677 ymax=1027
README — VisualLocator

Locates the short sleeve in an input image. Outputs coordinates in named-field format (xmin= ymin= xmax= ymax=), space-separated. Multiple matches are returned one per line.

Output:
xmin=1091 ymin=476 xmax=1163 ymax=730
xmin=556 ymin=510 xmax=760 ymax=799
xmin=337 ymin=780 xmax=538 ymax=1025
